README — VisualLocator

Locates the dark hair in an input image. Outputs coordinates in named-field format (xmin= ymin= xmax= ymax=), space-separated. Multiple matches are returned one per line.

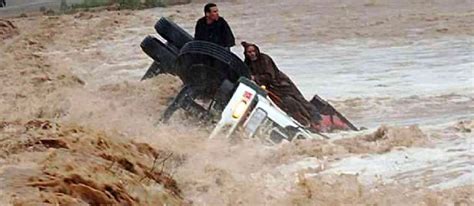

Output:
xmin=204 ymin=3 xmax=217 ymax=14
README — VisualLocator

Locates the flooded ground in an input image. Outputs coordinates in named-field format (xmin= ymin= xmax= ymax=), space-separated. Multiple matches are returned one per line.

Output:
xmin=1 ymin=0 xmax=473 ymax=205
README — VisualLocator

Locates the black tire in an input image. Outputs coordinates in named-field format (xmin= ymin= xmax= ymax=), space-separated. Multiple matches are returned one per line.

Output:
xmin=165 ymin=42 xmax=179 ymax=55
xmin=178 ymin=40 xmax=250 ymax=79
xmin=155 ymin=17 xmax=193 ymax=50
xmin=174 ymin=41 xmax=250 ymax=99
xmin=140 ymin=35 xmax=178 ymax=75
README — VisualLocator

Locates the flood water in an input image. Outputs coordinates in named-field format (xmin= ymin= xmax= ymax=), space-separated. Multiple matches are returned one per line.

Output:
xmin=61 ymin=34 xmax=473 ymax=128
xmin=45 ymin=21 xmax=473 ymax=203
xmin=2 ymin=0 xmax=473 ymax=203
xmin=269 ymin=36 xmax=474 ymax=128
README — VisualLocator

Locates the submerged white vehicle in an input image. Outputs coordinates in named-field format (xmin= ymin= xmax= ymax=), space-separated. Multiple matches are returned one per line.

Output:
xmin=140 ymin=17 xmax=357 ymax=143
xmin=209 ymin=77 xmax=327 ymax=143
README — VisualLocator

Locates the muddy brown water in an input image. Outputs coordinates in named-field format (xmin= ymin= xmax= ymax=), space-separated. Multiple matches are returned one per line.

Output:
xmin=1 ymin=0 xmax=473 ymax=205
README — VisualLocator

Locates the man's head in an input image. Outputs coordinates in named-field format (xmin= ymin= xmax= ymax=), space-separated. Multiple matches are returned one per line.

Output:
xmin=204 ymin=3 xmax=219 ymax=22
xmin=242 ymin=41 xmax=259 ymax=62
xmin=245 ymin=45 xmax=258 ymax=61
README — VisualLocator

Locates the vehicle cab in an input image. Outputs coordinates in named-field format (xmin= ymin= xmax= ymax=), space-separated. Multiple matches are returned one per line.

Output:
xmin=209 ymin=77 xmax=327 ymax=143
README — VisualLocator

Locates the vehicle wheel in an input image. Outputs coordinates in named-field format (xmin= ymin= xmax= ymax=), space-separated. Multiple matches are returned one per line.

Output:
xmin=178 ymin=40 xmax=250 ymax=80
xmin=155 ymin=17 xmax=193 ymax=50
xmin=140 ymin=35 xmax=178 ymax=76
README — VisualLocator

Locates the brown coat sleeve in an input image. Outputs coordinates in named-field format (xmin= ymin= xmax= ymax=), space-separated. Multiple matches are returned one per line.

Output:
xmin=253 ymin=54 xmax=279 ymax=86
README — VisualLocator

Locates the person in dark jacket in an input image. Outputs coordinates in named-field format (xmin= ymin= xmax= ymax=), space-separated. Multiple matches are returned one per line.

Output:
xmin=194 ymin=3 xmax=235 ymax=49
xmin=241 ymin=41 xmax=322 ymax=129
xmin=0 ymin=0 xmax=5 ymax=7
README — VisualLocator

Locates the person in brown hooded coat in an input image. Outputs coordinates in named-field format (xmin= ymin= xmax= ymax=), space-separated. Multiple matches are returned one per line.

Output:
xmin=241 ymin=41 xmax=322 ymax=129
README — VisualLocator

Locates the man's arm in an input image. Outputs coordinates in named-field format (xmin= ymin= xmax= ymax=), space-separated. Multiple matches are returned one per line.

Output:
xmin=221 ymin=18 xmax=235 ymax=47
xmin=194 ymin=18 xmax=204 ymax=40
